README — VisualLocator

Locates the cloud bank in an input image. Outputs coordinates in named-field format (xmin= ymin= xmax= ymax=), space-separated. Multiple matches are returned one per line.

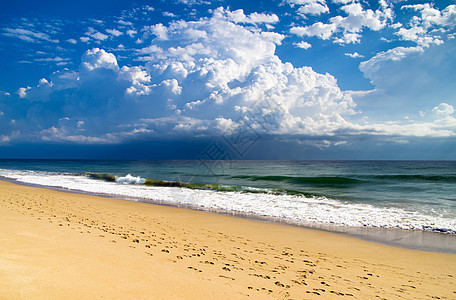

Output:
xmin=2 ymin=8 xmax=359 ymax=145
xmin=1 ymin=4 xmax=455 ymax=154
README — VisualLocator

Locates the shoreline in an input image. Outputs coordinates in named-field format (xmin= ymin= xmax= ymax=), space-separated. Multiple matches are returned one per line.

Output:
xmin=2 ymin=176 xmax=456 ymax=254
xmin=1 ymin=179 xmax=456 ymax=299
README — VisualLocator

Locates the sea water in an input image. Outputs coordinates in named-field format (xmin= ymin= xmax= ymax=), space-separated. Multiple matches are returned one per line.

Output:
xmin=1 ymin=160 xmax=455 ymax=252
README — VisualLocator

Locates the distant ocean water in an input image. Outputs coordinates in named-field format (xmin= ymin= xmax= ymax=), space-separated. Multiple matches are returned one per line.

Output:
xmin=1 ymin=160 xmax=456 ymax=241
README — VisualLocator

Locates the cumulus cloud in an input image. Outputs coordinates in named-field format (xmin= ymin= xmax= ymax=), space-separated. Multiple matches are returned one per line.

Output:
xmin=8 ymin=11 xmax=358 ymax=143
xmin=290 ymin=22 xmax=336 ymax=39
xmin=290 ymin=1 xmax=392 ymax=43
xmin=359 ymin=102 xmax=456 ymax=137
xmin=332 ymin=3 xmax=391 ymax=32
xmin=81 ymin=48 xmax=119 ymax=71
xmin=0 ymin=131 xmax=20 ymax=144
xmin=286 ymin=0 xmax=329 ymax=17
xmin=355 ymin=3 xmax=456 ymax=115
xmin=395 ymin=4 xmax=456 ymax=48
xmin=85 ymin=27 xmax=109 ymax=41
xmin=126 ymin=29 xmax=137 ymax=37
xmin=432 ymin=103 xmax=455 ymax=116
xmin=144 ymin=24 xmax=169 ymax=40
xmin=17 ymin=86 xmax=31 ymax=98
xmin=334 ymin=32 xmax=361 ymax=44
xmin=163 ymin=11 xmax=177 ymax=18
xmin=353 ymin=35 xmax=456 ymax=136
xmin=217 ymin=8 xmax=279 ymax=24
xmin=40 ymin=126 xmax=117 ymax=144
xmin=345 ymin=52 xmax=363 ymax=58
xmin=106 ymin=29 xmax=123 ymax=37
xmin=359 ymin=46 xmax=424 ymax=79
xmin=5 ymin=6 xmax=455 ymax=146
xmin=294 ymin=41 xmax=311 ymax=49
xmin=402 ymin=4 xmax=456 ymax=29
xmin=118 ymin=20 xmax=133 ymax=26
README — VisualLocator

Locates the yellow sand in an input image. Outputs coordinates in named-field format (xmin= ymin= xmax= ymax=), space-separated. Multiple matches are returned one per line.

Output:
xmin=0 ymin=180 xmax=455 ymax=299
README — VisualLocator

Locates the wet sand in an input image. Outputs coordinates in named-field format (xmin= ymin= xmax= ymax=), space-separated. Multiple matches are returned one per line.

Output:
xmin=1 ymin=180 xmax=455 ymax=299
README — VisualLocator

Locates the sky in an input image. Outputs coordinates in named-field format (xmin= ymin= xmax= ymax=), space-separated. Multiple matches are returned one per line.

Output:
xmin=0 ymin=0 xmax=455 ymax=160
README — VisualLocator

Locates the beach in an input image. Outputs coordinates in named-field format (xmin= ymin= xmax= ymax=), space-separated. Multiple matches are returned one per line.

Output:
xmin=1 ymin=180 xmax=455 ymax=299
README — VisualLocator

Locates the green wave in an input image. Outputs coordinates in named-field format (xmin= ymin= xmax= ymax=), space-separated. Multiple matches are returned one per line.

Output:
xmin=87 ymin=173 xmax=116 ymax=182
xmin=230 ymin=175 xmax=365 ymax=185
xmin=86 ymin=173 xmax=318 ymax=197
xmin=373 ymin=175 xmax=456 ymax=182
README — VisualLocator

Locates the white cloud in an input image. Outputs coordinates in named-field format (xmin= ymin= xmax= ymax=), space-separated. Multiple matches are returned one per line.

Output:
xmin=118 ymin=20 xmax=133 ymax=26
xmin=396 ymin=26 xmax=444 ymax=47
xmin=8 ymin=7 xmax=455 ymax=145
xmin=88 ymin=31 xmax=109 ymax=41
xmin=145 ymin=24 xmax=169 ymax=40
xmin=359 ymin=46 xmax=424 ymax=78
xmin=175 ymin=0 xmax=212 ymax=5
xmin=345 ymin=52 xmax=364 ymax=58
xmin=331 ymin=3 xmax=391 ymax=32
xmin=290 ymin=22 xmax=337 ymax=39
xmin=66 ymin=38 xmax=77 ymax=44
xmin=17 ymin=86 xmax=31 ymax=98
xmin=137 ymin=45 xmax=163 ymax=55
xmin=126 ymin=29 xmax=137 ymax=37
xmin=34 ymin=56 xmax=70 ymax=64
xmin=38 ymin=78 xmax=52 ymax=87
xmin=334 ymin=32 xmax=361 ymax=44
xmin=359 ymin=102 xmax=456 ymax=137
xmin=106 ymin=29 xmax=123 ymax=37
xmin=81 ymin=48 xmax=119 ymax=71
xmin=163 ymin=11 xmax=177 ymax=18
xmin=331 ymin=0 xmax=354 ymax=4
xmin=402 ymin=4 xmax=456 ymax=29
xmin=432 ymin=103 xmax=455 ymax=116
xmin=0 ymin=135 xmax=9 ymax=143
xmin=80 ymin=36 xmax=90 ymax=43
xmin=11 ymin=13 xmax=358 ymax=142
xmin=84 ymin=27 xmax=109 ymax=41
xmin=260 ymin=32 xmax=286 ymax=45
xmin=287 ymin=0 xmax=329 ymax=17
xmin=440 ymin=5 xmax=456 ymax=28
xmin=3 ymin=28 xmax=59 ymax=43
xmin=290 ymin=2 xmax=392 ymax=42
xmin=119 ymin=66 xmax=151 ymax=95
xmin=395 ymin=4 xmax=456 ymax=47
xmin=353 ymin=36 xmax=456 ymax=133
xmin=40 ymin=126 xmax=118 ymax=144
xmin=294 ymin=41 xmax=312 ymax=49
xmin=216 ymin=8 xmax=279 ymax=24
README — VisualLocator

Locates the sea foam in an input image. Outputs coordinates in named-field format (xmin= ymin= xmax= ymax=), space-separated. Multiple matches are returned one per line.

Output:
xmin=116 ymin=174 xmax=145 ymax=185
xmin=1 ymin=169 xmax=455 ymax=234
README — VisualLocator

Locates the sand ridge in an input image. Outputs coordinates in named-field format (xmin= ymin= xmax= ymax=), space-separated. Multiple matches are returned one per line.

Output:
xmin=0 ymin=180 xmax=455 ymax=299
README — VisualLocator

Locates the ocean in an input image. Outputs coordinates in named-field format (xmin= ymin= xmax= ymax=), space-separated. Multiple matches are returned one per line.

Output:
xmin=1 ymin=159 xmax=455 ymax=252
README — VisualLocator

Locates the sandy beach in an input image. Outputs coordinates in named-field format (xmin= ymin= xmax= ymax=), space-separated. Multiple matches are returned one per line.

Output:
xmin=0 ymin=180 xmax=455 ymax=299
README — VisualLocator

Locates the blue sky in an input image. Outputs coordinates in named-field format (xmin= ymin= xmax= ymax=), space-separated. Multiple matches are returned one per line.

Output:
xmin=0 ymin=0 xmax=455 ymax=159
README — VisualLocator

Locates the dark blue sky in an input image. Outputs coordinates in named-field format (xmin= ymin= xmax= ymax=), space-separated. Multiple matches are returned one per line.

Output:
xmin=0 ymin=0 xmax=455 ymax=159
